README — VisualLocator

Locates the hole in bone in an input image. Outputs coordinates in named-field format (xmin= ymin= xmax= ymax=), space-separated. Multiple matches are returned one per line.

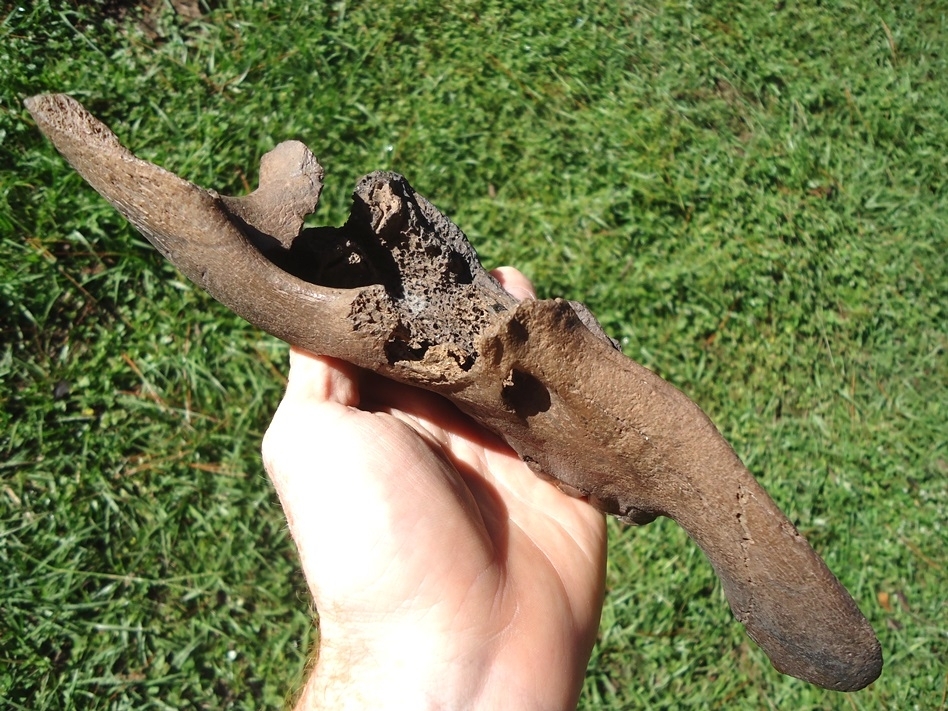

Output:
xmin=501 ymin=368 xmax=551 ymax=418
xmin=254 ymin=225 xmax=391 ymax=290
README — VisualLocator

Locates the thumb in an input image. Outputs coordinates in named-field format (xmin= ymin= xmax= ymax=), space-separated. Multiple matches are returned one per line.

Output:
xmin=490 ymin=266 xmax=536 ymax=301
xmin=283 ymin=348 xmax=361 ymax=408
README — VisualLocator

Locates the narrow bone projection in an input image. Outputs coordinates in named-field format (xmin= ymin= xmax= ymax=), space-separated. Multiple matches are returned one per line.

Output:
xmin=26 ymin=93 xmax=882 ymax=692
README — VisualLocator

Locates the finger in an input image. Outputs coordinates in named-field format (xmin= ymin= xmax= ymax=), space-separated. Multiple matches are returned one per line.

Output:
xmin=285 ymin=347 xmax=361 ymax=408
xmin=490 ymin=266 xmax=536 ymax=301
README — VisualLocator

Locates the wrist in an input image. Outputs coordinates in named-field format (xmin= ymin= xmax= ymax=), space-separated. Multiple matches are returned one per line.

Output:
xmin=294 ymin=629 xmax=583 ymax=711
xmin=295 ymin=627 xmax=487 ymax=711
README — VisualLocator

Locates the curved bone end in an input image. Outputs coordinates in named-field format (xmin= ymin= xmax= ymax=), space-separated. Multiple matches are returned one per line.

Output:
xmin=657 ymin=417 xmax=884 ymax=690
xmin=24 ymin=93 xmax=377 ymax=364
xmin=472 ymin=299 xmax=882 ymax=691
xmin=667 ymin=445 xmax=884 ymax=690
xmin=709 ymin=510 xmax=883 ymax=690
xmin=24 ymin=92 xmax=220 ymax=259
xmin=745 ymin=591 xmax=883 ymax=690
xmin=26 ymin=93 xmax=124 ymax=155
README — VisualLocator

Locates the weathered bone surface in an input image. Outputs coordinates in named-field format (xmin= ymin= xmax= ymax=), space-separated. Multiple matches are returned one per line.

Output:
xmin=26 ymin=93 xmax=882 ymax=692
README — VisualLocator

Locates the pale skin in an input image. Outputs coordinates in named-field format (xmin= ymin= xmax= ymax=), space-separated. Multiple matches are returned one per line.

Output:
xmin=261 ymin=268 xmax=607 ymax=711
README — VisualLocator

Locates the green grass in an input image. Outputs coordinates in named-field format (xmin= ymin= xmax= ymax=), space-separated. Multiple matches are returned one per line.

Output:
xmin=2 ymin=0 xmax=945 ymax=708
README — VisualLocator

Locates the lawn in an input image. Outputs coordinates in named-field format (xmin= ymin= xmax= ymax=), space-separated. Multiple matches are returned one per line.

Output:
xmin=2 ymin=0 xmax=945 ymax=708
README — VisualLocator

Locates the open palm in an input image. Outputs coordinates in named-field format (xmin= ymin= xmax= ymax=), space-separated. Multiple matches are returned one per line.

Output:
xmin=262 ymin=269 xmax=607 ymax=710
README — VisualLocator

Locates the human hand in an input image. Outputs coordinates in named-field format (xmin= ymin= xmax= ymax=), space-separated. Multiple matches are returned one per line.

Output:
xmin=262 ymin=268 xmax=607 ymax=710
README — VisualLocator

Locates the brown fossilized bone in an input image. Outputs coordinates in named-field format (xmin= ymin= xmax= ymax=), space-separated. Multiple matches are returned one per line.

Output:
xmin=26 ymin=93 xmax=882 ymax=692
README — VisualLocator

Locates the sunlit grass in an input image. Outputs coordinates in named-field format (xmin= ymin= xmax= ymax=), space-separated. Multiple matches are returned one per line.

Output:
xmin=2 ymin=1 xmax=945 ymax=708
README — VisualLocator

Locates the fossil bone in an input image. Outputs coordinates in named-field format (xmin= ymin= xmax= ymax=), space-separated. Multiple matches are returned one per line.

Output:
xmin=26 ymin=93 xmax=882 ymax=692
